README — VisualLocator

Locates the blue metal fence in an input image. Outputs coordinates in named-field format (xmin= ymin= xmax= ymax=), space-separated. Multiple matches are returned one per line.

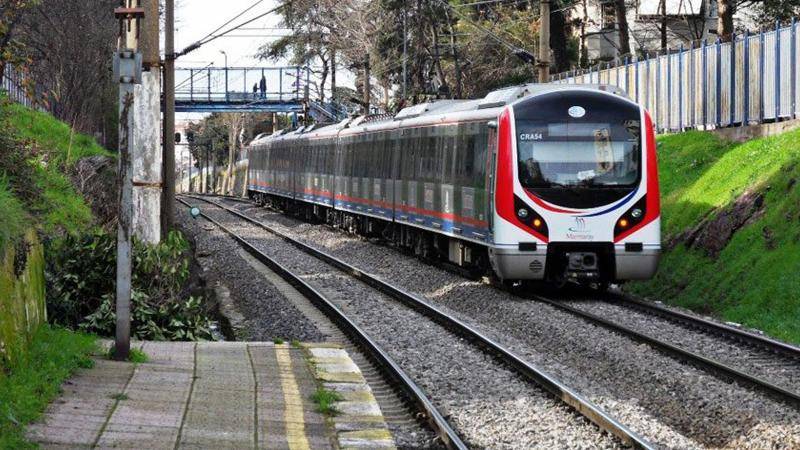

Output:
xmin=553 ymin=20 xmax=800 ymax=133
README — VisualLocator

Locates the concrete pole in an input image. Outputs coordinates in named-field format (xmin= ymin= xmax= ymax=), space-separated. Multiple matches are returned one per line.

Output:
xmin=538 ymin=0 xmax=551 ymax=83
xmin=113 ymin=3 xmax=145 ymax=361
xmin=131 ymin=0 xmax=161 ymax=244
xmin=162 ymin=0 xmax=176 ymax=235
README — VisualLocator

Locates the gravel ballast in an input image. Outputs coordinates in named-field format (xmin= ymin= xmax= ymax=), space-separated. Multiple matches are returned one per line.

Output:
xmin=565 ymin=298 xmax=800 ymax=393
xmin=187 ymin=199 xmax=624 ymax=449
xmin=221 ymin=197 xmax=800 ymax=449
xmin=178 ymin=206 xmax=326 ymax=342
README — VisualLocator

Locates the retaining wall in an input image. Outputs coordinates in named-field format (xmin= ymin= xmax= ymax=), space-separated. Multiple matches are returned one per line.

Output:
xmin=0 ymin=230 xmax=47 ymax=367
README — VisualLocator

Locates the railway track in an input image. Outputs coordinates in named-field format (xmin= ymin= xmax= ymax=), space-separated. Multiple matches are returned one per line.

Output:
xmin=541 ymin=293 xmax=800 ymax=407
xmin=178 ymin=196 xmax=463 ymax=449
xmin=179 ymin=194 xmax=653 ymax=449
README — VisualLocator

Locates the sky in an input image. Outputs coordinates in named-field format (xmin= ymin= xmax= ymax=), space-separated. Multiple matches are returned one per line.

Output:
xmin=172 ymin=0 xmax=353 ymax=122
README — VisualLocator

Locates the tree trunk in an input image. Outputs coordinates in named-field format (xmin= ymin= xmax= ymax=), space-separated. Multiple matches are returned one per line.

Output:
xmin=580 ymin=0 xmax=589 ymax=67
xmin=445 ymin=9 xmax=462 ymax=98
xmin=330 ymin=49 xmax=337 ymax=101
xmin=614 ymin=0 xmax=631 ymax=57
xmin=660 ymin=0 xmax=668 ymax=51
xmin=362 ymin=56 xmax=370 ymax=115
xmin=549 ymin=4 xmax=571 ymax=72
xmin=718 ymin=0 xmax=734 ymax=42
xmin=430 ymin=17 xmax=449 ymax=97
xmin=318 ymin=56 xmax=329 ymax=102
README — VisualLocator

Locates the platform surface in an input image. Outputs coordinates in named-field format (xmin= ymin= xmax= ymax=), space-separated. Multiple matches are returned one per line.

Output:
xmin=27 ymin=341 xmax=395 ymax=450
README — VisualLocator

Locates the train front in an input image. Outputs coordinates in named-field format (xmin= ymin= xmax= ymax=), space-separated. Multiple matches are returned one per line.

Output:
xmin=489 ymin=88 xmax=660 ymax=285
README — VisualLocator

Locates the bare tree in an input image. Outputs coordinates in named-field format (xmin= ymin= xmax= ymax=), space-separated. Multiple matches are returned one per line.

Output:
xmin=221 ymin=113 xmax=244 ymax=195
xmin=18 ymin=0 xmax=118 ymax=145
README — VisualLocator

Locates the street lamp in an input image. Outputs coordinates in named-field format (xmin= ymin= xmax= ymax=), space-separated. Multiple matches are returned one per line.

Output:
xmin=221 ymin=50 xmax=229 ymax=101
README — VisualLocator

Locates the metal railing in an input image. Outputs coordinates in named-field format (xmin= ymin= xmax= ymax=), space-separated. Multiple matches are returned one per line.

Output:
xmin=2 ymin=65 xmax=37 ymax=109
xmin=553 ymin=20 xmax=800 ymax=133
xmin=175 ymin=66 xmax=310 ymax=104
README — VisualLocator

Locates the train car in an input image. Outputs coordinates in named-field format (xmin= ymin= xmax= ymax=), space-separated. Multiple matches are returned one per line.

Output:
xmin=247 ymin=83 xmax=660 ymax=287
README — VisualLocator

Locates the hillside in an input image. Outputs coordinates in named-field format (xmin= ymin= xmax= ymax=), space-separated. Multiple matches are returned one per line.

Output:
xmin=628 ymin=128 xmax=800 ymax=344
xmin=0 ymin=101 xmax=111 ymax=245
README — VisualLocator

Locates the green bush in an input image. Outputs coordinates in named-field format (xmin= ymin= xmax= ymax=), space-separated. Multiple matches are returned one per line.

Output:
xmin=46 ymin=230 xmax=213 ymax=341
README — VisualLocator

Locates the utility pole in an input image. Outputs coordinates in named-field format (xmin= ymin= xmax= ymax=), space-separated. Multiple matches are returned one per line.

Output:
xmin=538 ymin=0 xmax=551 ymax=83
xmin=113 ymin=4 xmax=144 ymax=361
xmin=163 ymin=0 xmax=176 ymax=235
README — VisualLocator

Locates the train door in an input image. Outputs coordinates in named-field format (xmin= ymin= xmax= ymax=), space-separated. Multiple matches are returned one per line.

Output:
xmin=486 ymin=119 xmax=499 ymax=236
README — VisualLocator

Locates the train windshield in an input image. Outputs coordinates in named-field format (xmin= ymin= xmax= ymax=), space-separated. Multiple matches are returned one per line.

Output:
xmin=516 ymin=121 xmax=640 ymax=189
xmin=514 ymin=91 xmax=642 ymax=191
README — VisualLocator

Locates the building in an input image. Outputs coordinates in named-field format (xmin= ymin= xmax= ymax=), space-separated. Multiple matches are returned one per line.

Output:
xmin=582 ymin=0 xmax=718 ymax=61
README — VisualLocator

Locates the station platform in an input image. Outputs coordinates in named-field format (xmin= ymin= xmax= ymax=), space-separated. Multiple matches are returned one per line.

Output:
xmin=27 ymin=341 xmax=396 ymax=449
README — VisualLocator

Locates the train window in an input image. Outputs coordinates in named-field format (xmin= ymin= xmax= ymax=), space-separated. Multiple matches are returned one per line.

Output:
xmin=514 ymin=91 xmax=642 ymax=208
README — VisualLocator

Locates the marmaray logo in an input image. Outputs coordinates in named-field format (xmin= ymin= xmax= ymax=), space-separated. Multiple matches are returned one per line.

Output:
xmin=569 ymin=217 xmax=588 ymax=233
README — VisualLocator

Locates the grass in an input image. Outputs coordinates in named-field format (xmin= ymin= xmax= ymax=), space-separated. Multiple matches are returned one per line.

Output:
xmin=0 ymin=326 xmax=98 ymax=449
xmin=110 ymin=393 xmax=129 ymax=401
xmin=0 ymin=178 xmax=28 ymax=252
xmin=0 ymin=101 xmax=110 ymax=239
xmin=310 ymin=387 xmax=342 ymax=416
xmin=273 ymin=338 xmax=285 ymax=345
xmin=5 ymin=103 xmax=110 ymax=168
xmin=627 ymin=129 xmax=800 ymax=344
xmin=106 ymin=347 xmax=149 ymax=364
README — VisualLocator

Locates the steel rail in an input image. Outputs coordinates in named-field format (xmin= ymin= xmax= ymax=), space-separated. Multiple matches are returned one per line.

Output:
xmin=184 ymin=194 xmax=655 ymax=450
xmin=612 ymin=293 xmax=800 ymax=360
xmin=177 ymin=197 xmax=466 ymax=450
xmin=533 ymin=295 xmax=800 ymax=408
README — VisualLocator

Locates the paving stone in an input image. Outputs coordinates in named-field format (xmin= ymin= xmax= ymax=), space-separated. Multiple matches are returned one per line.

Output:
xmin=29 ymin=341 xmax=393 ymax=450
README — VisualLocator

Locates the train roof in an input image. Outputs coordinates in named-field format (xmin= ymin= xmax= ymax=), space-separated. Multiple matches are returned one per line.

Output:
xmin=248 ymin=83 xmax=631 ymax=145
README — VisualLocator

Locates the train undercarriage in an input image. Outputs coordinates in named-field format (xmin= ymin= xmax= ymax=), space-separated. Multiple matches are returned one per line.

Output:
xmin=249 ymin=191 xmax=492 ymax=278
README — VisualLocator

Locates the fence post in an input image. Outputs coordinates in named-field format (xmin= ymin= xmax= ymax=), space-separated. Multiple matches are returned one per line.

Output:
xmin=635 ymin=56 xmax=640 ymax=104
xmin=760 ymin=30 xmax=765 ymax=122
xmin=702 ymin=39 xmax=708 ymax=127
xmin=744 ymin=30 xmax=750 ymax=125
xmin=731 ymin=32 xmax=736 ymax=125
xmin=689 ymin=41 xmax=695 ymax=128
xmin=776 ymin=20 xmax=781 ymax=119
xmin=716 ymin=38 xmax=722 ymax=127
xmin=679 ymin=45 xmax=684 ymax=131
xmin=667 ymin=48 xmax=673 ymax=131
xmin=624 ymin=57 xmax=630 ymax=93
xmin=656 ymin=52 xmax=661 ymax=131
xmin=792 ymin=18 xmax=797 ymax=119
xmin=190 ymin=69 xmax=194 ymax=102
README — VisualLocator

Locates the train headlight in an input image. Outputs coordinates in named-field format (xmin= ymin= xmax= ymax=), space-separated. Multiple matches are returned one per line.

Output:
xmin=513 ymin=195 xmax=549 ymax=239
xmin=614 ymin=197 xmax=648 ymax=238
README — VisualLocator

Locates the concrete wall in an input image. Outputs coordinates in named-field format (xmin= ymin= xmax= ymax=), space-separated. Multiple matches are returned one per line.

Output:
xmin=711 ymin=118 xmax=800 ymax=142
xmin=0 ymin=230 xmax=47 ymax=367
xmin=132 ymin=69 xmax=162 ymax=244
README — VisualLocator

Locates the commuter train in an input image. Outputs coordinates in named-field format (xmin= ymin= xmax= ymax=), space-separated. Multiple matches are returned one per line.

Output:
xmin=247 ymin=83 xmax=660 ymax=287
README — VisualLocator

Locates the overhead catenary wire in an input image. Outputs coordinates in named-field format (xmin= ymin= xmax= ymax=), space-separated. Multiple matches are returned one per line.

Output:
xmin=176 ymin=4 xmax=286 ymax=58
xmin=193 ymin=0 xmax=267 ymax=45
